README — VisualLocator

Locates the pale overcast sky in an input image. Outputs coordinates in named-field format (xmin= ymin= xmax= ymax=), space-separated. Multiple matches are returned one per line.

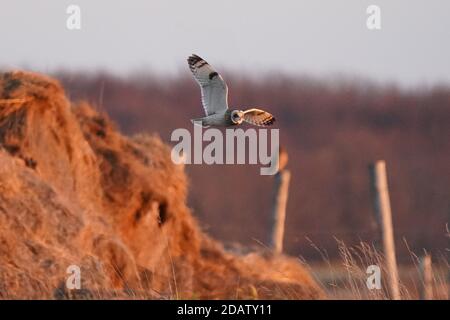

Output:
xmin=0 ymin=0 xmax=449 ymax=86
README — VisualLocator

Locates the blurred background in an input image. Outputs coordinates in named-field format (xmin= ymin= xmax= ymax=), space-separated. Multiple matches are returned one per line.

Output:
xmin=0 ymin=0 xmax=449 ymax=262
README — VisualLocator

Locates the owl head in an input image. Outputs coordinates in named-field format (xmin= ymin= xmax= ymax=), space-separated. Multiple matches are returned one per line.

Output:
xmin=230 ymin=110 xmax=244 ymax=124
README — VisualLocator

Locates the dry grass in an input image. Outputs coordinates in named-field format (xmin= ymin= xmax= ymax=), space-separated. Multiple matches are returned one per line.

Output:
xmin=299 ymin=237 xmax=449 ymax=300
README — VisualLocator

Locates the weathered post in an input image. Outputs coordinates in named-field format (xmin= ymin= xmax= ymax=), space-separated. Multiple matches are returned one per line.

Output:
xmin=270 ymin=148 xmax=290 ymax=254
xmin=369 ymin=160 xmax=401 ymax=300
xmin=419 ymin=254 xmax=433 ymax=300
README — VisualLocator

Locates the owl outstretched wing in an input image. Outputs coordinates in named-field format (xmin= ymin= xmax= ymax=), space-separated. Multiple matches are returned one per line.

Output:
xmin=242 ymin=108 xmax=276 ymax=126
xmin=187 ymin=54 xmax=228 ymax=116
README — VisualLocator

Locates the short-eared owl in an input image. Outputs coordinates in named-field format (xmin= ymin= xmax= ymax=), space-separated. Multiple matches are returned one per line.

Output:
xmin=187 ymin=54 xmax=276 ymax=127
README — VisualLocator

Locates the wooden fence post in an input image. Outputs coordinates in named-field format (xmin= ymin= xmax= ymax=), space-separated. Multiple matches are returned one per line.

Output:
xmin=369 ymin=160 xmax=401 ymax=300
xmin=270 ymin=149 xmax=290 ymax=254
xmin=419 ymin=254 xmax=433 ymax=300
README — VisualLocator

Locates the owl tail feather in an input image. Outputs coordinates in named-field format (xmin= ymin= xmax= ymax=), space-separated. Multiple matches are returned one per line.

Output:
xmin=191 ymin=118 xmax=210 ymax=128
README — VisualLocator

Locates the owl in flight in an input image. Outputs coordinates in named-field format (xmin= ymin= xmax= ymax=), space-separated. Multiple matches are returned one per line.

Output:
xmin=187 ymin=54 xmax=276 ymax=127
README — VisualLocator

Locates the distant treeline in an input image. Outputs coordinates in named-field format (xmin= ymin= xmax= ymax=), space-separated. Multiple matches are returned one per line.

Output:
xmin=57 ymin=71 xmax=450 ymax=262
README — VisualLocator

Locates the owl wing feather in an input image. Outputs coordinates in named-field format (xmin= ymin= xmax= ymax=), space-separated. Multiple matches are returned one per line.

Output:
xmin=242 ymin=108 xmax=276 ymax=126
xmin=187 ymin=54 xmax=228 ymax=116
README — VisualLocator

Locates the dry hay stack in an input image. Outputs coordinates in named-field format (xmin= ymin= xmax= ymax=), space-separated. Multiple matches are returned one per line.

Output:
xmin=0 ymin=71 xmax=324 ymax=299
